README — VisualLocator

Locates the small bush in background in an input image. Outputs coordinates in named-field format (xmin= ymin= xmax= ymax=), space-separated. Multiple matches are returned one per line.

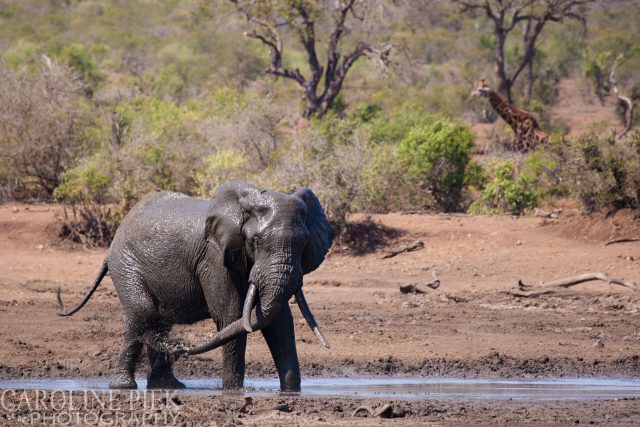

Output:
xmin=396 ymin=118 xmax=475 ymax=212
xmin=560 ymin=126 xmax=640 ymax=213
xmin=193 ymin=149 xmax=248 ymax=198
xmin=0 ymin=61 xmax=100 ymax=199
xmin=469 ymin=161 xmax=538 ymax=215
xmin=53 ymin=159 xmax=117 ymax=247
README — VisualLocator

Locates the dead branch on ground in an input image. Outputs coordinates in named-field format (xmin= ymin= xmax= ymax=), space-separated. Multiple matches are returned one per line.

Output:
xmin=382 ymin=240 xmax=425 ymax=259
xmin=399 ymin=280 xmax=440 ymax=294
xmin=504 ymin=272 xmax=637 ymax=297
xmin=352 ymin=403 xmax=393 ymax=418
xmin=605 ymin=237 xmax=640 ymax=246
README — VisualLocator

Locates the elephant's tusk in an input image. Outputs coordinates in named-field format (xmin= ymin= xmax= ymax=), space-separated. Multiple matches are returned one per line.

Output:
xmin=243 ymin=282 xmax=257 ymax=332
xmin=295 ymin=289 xmax=330 ymax=349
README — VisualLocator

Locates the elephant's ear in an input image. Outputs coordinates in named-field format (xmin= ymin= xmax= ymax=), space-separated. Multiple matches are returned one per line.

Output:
xmin=294 ymin=188 xmax=334 ymax=274
xmin=206 ymin=181 xmax=259 ymax=274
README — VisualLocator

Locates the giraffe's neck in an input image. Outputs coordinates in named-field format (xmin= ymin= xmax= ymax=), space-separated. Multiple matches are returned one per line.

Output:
xmin=486 ymin=91 xmax=518 ymax=129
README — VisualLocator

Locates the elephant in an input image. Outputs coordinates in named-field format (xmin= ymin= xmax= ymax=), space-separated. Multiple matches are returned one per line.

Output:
xmin=56 ymin=180 xmax=333 ymax=392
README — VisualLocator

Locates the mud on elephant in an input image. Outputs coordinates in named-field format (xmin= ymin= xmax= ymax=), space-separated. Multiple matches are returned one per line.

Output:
xmin=56 ymin=181 xmax=333 ymax=391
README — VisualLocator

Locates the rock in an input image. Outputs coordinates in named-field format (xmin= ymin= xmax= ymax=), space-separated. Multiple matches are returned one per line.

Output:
xmin=593 ymin=339 xmax=604 ymax=349
xmin=35 ymin=244 xmax=44 ymax=250
xmin=374 ymin=403 xmax=394 ymax=418
xmin=274 ymin=403 xmax=291 ymax=413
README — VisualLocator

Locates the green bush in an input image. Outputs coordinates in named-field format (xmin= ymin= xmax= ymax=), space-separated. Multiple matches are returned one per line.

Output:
xmin=56 ymin=43 xmax=106 ymax=97
xmin=53 ymin=157 xmax=118 ymax=248
xmin=193 ymin=149 xmax=247 ymax=197
xmin=396 ymin=118 xmax=475 ymax=212
xmin=469 ymin=161 xmax=538 ymax=215
xmin=53 ymin=162 xmax=112 ymax=204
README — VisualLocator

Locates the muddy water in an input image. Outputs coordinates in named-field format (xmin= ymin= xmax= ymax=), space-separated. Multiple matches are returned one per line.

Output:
xmin=2 ymin=377 xmax=640 ymax=400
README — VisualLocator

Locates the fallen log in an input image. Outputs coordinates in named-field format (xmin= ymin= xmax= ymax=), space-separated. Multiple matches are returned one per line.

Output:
xmin=605 ymin=237 xmax=640 ymax=246
xmin=399 ymin=280 xmax=440 ymax=294
xmin=352 ymin=403 xmax=393 ymax=418
xmin=504 ymin=272 xmax=637 ymax=298
xmin=381 ymin=240 xmax=425 ymax=259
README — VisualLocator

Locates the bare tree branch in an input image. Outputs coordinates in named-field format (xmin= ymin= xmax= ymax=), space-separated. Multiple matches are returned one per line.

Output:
xmin=453 ymin=0 xmax=594 ymax=102
xmin=228 ymin=0 xmax=392 ymax=117
xmin=609 ymin=58 xmax=635 ymax=138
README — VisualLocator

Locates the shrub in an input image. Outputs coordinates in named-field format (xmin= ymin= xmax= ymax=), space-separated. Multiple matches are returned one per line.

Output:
xmin=193 ymin=149 xmax=248 ymax=198
xmin=55 ymin=43 xmax=106 ymax=98
xmin=0 ymin=61 xmax=100 ymax=199
xmin=396 ymin=118 xmax=475 ymax=212
xmin=54 ymin=159 xmax=118 ymax=248
xmin=469 ymin=161 xmax=538 ymax=215
xmin=267 ymin=124 xmax=373 ymax=237
xmin=560 ymin=126 xmax=640 ymax=213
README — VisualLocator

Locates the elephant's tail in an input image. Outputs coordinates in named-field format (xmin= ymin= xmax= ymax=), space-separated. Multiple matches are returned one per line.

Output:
xmin=56 ymin=259 xmax=108 ymax=316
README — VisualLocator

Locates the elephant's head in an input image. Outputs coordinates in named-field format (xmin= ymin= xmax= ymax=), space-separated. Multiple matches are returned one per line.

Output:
xmin=186 ymin=181 xmax=333 ymax=355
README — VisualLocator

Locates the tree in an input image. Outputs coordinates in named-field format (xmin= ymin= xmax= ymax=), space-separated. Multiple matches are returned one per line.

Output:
xmin=227 ymin=0 xmax=391 ymax=118
xmin=0 ymin=61 xmax=98 ymax=198
xmin=453 ymin=0 xmax=594 ymax=102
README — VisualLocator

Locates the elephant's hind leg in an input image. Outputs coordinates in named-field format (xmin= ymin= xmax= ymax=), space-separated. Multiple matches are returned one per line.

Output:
xmin=109 ymin=327 xmax=143 ymax=389
xmin=108 ymin=276 xmax=157 ymax=390
xmin=145 ymin=326 xmax=186 ymax=389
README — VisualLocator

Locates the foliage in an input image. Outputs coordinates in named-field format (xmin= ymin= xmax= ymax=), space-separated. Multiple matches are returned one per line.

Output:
xmin=583 ymin=50 xmax=613 ymax=104
xmin=559 ymin=126 xmax=640 ymax=213
xmin=53 ymin=156 xmax=118 ymax=247
xmin=53 ymin=162 xmax=112 ymax=205
xmin=0 ymin=61 xmax=100 ymax=198
xmin=193 ymin=149 xmax=248 ymax=197
xmin=397 ymin=118 xmax=475 ymax=211
xmin=55 ymin=43 xmax=106 ymax=97
xmin=469 ymin=161 xmax=538 ymax=215
xmin=267 ymin=123 xmax=372 ymax=236
xmin=0 ymin=0 xmax=639 ymax=245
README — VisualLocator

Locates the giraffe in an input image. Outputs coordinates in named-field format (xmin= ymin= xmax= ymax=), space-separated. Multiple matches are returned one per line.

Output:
xmin=469 ymin=79 xmax=549 ymax=152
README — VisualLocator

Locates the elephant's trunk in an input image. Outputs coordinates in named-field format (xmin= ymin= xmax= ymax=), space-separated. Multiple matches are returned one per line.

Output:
xmin=184 ymin=284 xmax=328 ymax=356
xmin=186 ymin=270 xmax=289 ymax=356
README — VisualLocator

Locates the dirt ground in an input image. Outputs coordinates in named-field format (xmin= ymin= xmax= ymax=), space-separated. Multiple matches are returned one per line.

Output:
xmin=1 ymin=202 xmax=640 ymax=425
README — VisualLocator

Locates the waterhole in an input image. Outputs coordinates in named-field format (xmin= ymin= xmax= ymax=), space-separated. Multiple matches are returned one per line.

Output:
xmin=1 ymin=377 xmax=639 ymax=400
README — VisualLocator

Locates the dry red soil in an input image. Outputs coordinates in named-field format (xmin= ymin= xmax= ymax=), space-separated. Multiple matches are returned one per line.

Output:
xmin=1 ymin=202 xmax=640 ymax=425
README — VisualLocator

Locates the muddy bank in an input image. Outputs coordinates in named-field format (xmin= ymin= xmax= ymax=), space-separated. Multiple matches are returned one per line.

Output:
xmin=3 ymin=205 xmax=640 ymax=424
xmin=2 ymin=352 xmax=640 ymax=383
xmin=1 ymin=390 xmax=639 ymax=426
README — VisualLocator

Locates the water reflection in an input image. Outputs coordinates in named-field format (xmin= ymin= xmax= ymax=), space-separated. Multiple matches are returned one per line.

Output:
xmin=1 ymin=377 xmax=639 ymax=400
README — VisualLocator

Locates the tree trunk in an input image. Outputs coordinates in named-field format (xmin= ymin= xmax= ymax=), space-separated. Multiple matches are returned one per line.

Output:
xmin=525 ymin=58 xmax=534 ymax=102
xmin=302 ymin=90 xmax=321 ymax=118
xmin=494 ymin=31 xmax=512 ymax=102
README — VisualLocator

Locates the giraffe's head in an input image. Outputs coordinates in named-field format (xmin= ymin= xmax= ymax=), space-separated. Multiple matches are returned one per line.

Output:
xmin=468 ymin=79 xmax=491 ymax=101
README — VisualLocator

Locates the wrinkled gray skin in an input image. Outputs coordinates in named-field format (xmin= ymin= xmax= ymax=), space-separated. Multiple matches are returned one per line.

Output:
xmin=56 ymin=181 xmax=333 ymax=391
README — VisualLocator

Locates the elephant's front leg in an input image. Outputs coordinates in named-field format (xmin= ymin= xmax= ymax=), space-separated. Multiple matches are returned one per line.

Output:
xmin=217 ymin=319 xmax=247 ymax=389
xmin=261 ymin=304 xmax=301 ymax=392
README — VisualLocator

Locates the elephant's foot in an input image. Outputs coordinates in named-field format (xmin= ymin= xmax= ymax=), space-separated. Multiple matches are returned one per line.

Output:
xmin=221 ymin=372 xmax=244 ymax=390
xmin=280 ymin=370 xmax=301 ymax=392
xmin=108 ymin=373 xmax=138 ymax=390
xmin=147 ymin=371 xmax=186 ymax=389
